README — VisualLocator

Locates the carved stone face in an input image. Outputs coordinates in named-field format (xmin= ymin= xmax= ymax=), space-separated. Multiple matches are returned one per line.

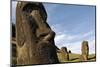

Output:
xmin=16 ymin=2 xmax=59 ymax=65
xmin=21 ymin=2 xmax=51 ymax=38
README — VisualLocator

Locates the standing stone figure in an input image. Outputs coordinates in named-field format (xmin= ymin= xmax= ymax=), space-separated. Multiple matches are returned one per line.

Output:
xmin=58 ymin=47 xmax=69 ymax=61
xmin=16 ymin=1 xmax=59 ymax=65
xmin=80 ymin=41 xmax=89 ymax=61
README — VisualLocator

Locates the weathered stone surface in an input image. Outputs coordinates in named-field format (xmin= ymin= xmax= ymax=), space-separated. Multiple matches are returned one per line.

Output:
xmin=80 ymin=41 xmax=89 ymax=61
xmin=57 ymin=47 xmax=69 ymax=62
xmin=16 ymin=1 xmax=59 ymax=65
xmin=61 ymin=47 xmax=69 ymax=61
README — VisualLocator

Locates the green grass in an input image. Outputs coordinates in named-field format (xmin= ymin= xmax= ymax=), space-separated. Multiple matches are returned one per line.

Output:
xmin=88 ymin=54 xmax=96 ymax=61
xmin=57 ymin=53 xmax=96 ymax=63
xmin=12 ymin=53 xmax=96 ymax=64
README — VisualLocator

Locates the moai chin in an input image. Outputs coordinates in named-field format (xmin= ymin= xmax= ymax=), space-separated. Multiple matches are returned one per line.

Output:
xmin=16 ymin=1 xmax=59 ymax=65
xmin=60 ymin=47 xmax=69 ymax=61
xmin=81 ymin=41 xmax=89 ymax=61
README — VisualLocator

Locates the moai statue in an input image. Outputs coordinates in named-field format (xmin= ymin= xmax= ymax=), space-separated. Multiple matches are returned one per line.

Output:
xmin=80 ymin=41 xmax=89 ymax=61
xmin=16 ymin=1 xmax=59 ymax=65
xmin=60 ymin=47 xmax=69 ymax=61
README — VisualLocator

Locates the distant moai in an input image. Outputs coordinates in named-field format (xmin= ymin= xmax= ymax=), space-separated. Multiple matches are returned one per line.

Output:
xmin=60 ymin=47 xmax=69 ymax=61
xmin=16 ymin=1 xmax=59 ymax=65
xmin=80 ymin=41 xmax=89 ymax=61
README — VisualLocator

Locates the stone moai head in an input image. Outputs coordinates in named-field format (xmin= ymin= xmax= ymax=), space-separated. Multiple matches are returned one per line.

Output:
xmin=16 ymin=1 xmax=59 ymax=65
xmin=61 ymin=47 xmax=68 ymax=53
xmin=60 ymin=47 xmax=69 ymax=61
xmin=81 ymin=41 xmax=89 ymax=55
xmin=81 ymin=41 xmax=89 ymax=61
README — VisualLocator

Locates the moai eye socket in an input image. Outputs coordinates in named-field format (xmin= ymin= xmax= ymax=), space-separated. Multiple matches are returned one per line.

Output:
xmin=22 ymin=3 xmax=39 ymax=13
xmin=22 ymin=4 xmax=34 ymax=13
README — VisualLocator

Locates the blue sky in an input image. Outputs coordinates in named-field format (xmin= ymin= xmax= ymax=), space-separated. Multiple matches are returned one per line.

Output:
xmin=12 ymin=1 xmax=96 ymax=54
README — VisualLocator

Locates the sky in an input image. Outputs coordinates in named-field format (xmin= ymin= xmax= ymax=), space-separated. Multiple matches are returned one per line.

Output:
xmin=11 ymin=1 xmax=96 ymax=54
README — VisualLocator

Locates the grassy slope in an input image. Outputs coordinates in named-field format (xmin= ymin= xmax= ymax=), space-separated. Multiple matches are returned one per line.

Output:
xmin=12 ymin=53 xmax=96 ymax=64
xmin=57 ymin=53 xmax=96 ymax=63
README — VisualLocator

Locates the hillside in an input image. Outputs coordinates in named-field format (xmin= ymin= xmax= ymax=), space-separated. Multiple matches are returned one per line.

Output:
xmin=57 ymin=53 xmax=96 ymax=63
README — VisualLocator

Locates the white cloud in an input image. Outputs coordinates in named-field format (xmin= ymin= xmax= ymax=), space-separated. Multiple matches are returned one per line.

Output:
xmin=55 ymin=37 xmax=95 ymax=54
xmin=88 ymin=39 xmax=95 ymax=54
xmin=63 ymin=41 xmax=82 ymax=54
xmin=82 ymin=30 xmax=94 ymax=38
xmin=52 ymin=23 xmax=95 ymax=54
xmin=55 ymin=30 xmax=94 ymax=44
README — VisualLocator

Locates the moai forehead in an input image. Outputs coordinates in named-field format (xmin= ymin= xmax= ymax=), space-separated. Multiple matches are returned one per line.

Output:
xmin=82 ymin=41 xmax=88 ymax=47
xmin=82 ymin=41 xmax=88 ymax=44
xmin=81 ymin=41 xmax=89 ymax=52
xmin=17 ymin=1 xmax=47 ymax=21
xmin=61 ymin=47 xmax=67 ymax=53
